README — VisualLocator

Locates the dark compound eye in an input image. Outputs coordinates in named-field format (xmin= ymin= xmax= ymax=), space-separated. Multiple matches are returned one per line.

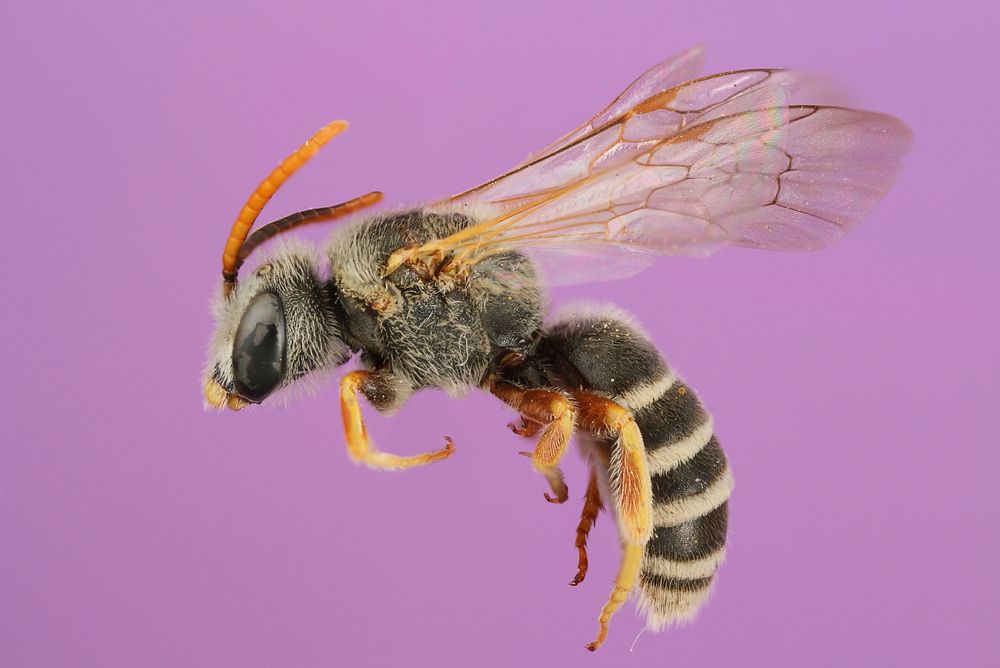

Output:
xmin=232 ymin=291 xmax=286 ymax=401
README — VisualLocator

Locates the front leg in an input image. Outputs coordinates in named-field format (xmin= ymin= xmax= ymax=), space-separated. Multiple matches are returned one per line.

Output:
xmin=490 ymin=381 xmax=575 ymax=503
xmin=340 ymin=369 xmax=454 ymax=470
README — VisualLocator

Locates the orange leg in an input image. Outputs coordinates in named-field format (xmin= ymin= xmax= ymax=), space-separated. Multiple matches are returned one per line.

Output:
xmin=572 ymin=391 xmax=653 ymax=651
xmin=507 ymin=416 xmax=543 ymax=438
xmin=491 ymin=382 xmax=575 ymax=503
xmin=570 ymin=466 xmax=603 ymax=586
xmin=573 ymin=392 xmax=653 ymax=544
xmin=340 ymin=370 xmax=454 ymax=470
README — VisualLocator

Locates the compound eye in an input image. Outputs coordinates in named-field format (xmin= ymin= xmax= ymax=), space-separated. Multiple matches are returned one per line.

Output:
xmin=232 ymin=291 xmax=286 ymax=401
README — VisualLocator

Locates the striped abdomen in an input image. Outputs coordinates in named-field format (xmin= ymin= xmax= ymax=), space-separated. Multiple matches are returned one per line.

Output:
xmin=626 ymin=369 xmax=730 ymax=629
xmin=538 ymin=306 xmax=732 ymax=630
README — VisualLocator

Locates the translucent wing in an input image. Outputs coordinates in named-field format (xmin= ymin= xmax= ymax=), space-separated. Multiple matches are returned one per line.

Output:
xmin=517 ymin=46 xmax=705 ymax=166
xmin=445 ymin=68 xmax=803 ymax=218
xmin=410 ymin=66 xmax=911 ymax=286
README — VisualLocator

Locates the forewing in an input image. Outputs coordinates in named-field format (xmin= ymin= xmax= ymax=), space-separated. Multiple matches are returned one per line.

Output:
xmin=728 ymin=106 xmax=913 ymax=251
xmin=426 ymin=102 xmax=910 ymax=285
xmin=443 ymin=69 xmax=803 ymax=218
xmin=518 ymin=46 xmax=705 ymax=166
xmin=418 ymin=61 xmax=911 ymax=286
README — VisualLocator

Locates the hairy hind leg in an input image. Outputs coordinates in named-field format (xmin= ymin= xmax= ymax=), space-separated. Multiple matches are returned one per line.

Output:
xmin=573 ymin=391 xmax=653 ymax=544
xmin=340 ymin=369 xmax=454 ymax=470
xmin=572 ymin=391 xmax=653 ymax=651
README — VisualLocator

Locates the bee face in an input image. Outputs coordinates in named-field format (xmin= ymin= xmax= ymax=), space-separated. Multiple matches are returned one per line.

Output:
xmin=203 ymin=240 xmax=351 ymax=410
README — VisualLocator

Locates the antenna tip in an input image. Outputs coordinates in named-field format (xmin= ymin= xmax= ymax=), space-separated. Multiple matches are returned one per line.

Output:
xmin=316 ymin=120 xmax=349 ymax=144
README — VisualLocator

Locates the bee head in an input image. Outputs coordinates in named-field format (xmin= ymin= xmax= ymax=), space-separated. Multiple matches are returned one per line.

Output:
xmin=203 ymin=241 xmax=351 ymax=410
xmin=202 ymin=120 xmax=381 ymax=410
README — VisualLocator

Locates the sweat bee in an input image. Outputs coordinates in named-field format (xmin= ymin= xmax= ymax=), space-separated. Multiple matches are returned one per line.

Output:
xmin=202 ymin=47 xmax=911 ymax=650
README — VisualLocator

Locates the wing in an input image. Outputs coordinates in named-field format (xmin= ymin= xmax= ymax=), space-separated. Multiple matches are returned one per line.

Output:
xmin=403 ymin=63 xmax=911 ymax=286
xmin=444 ymin=68 xmax=803 ymax=218
xmin=516 ymin=46 xmax=705 ymax=167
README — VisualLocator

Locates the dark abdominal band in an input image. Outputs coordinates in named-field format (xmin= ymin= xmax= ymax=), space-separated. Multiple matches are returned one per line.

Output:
xmin=535 ymin=312 xmax=731 ymax=627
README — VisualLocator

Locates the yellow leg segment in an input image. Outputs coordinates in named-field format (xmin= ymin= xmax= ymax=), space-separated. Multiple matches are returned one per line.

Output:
xmin=340 ymin=370 xmax=454 ymax=470
xmin=585 ymin=543 xmax=644 ymax=652
xmin=573 ymin=392 xmax=653 ymax=544
xmin=573 ymin=391 xmax=654 ymax=651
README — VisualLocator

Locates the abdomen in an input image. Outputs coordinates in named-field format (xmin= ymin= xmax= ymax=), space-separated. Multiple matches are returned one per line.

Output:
xmin=537 ymin=304 xmax=732 ymax=631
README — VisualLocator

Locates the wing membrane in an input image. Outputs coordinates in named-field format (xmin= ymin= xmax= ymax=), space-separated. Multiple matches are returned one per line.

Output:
xmin=444 ymin=69 xmax=802 ymax=216
xmin=518 ymin=46 xmax=705 ymax=166
xmin=419 ymin=59 xmax=911 ymax=286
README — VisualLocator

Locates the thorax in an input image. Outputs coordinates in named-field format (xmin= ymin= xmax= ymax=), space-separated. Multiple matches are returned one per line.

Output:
xmin=325 ymin=209 xmax=545 ymax=390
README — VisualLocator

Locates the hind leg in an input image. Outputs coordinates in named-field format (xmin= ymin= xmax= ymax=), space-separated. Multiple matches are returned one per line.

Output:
xmin=585 ymin=542 xmax=645 ymax=651
xmin=572 ymin=391 xmax=653 ymax=651
xmin=573 ymin=392 xmax=653 ymax=546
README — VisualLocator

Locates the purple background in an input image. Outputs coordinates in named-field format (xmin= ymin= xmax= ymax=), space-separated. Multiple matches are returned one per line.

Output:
xmin=3 ymin=1 xmax=997 ymax=665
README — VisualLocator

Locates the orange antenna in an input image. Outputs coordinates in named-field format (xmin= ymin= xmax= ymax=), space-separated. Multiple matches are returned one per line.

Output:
xmin=222 ymin=120 xmax=348 ymax=292
xmin=234 ymin=191 xmax=383 ymax=275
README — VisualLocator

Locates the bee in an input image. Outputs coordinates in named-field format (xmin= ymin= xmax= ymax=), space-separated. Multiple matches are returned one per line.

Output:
xmin=202 ymin=47 xmax=911 ymax=650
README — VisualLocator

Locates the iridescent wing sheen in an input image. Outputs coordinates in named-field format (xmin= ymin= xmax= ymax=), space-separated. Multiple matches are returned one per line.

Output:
xmin=516 ymin=46 xmax=705 ymax=167
xmin=443 ymin=68 xmax=803 ymax=218
xmin=419 ymin=67 xmax=911 ymax=286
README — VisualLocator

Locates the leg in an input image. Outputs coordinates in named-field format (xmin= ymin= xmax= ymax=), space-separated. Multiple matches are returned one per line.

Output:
xmin=573 ymin=391 xmax=653 ymax=545
xmin=570 ymin=466 xmax=602 ymax=586
xmin=340 ymin=369 xmax=454 ymax=470
xmin=586 ymin=543 xmax=644 ymax=652
xmin=572 ymin=391 xmax=653 ymax=651
xmin=508 ymin=416 xmax=543 ymax=438
xmin=490 ymin=381 xmax=575 ymax=503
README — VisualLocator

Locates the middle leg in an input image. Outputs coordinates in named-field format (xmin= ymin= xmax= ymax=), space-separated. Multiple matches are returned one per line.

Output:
xmin=570 ymin=466 xmax=603 ymax=586
xmin=490 ymin=381 xmax=575 ymax=504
